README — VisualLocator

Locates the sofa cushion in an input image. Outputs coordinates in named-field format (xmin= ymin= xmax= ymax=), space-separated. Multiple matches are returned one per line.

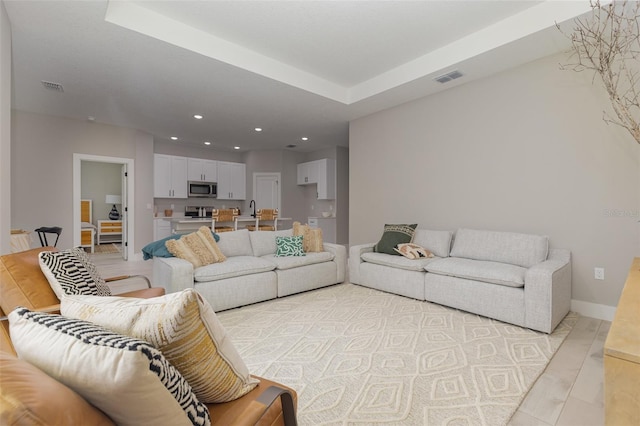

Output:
xmin=194 ymin=256 xmax=276 ymax=282
xmin=38 ymin=250 xmax=107 ymax=299
xmin=61 ymin=289 xmax=259 ymax=404
xmin=216 ymin=229 xmax=254 ymax=257
xmin=165 ymin=226 xmax=226 ymax=268
xmin=374 ymin=224 xmax=417 ymax=255
xmin=275 ymin=235 xmax=305 ymax=257
xmin=425 ymin=257 xmax=527 ymax=288
xmin=249 ymin=229 xmax=293 ymax=257
xmin=361 ymin=251 xmax=438 ymax=272
xmin=9 ymin=308 xmax=210 ymax=426
xmin=450 ymin=228 xmax=549 ymax=268
xmin=412 ymin=229 xmax=453 ymax=258
xmin=0 ymin=351 xmax=115 ymax=426
xmin=262 ymin=251 xmax=334 ymax=270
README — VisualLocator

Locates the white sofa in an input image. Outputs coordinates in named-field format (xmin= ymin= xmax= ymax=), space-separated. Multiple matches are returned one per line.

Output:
xmin=154 ymin=228 xmax=347 ymax=311
xmin=349 ymin=228 xmax=571 ymax=333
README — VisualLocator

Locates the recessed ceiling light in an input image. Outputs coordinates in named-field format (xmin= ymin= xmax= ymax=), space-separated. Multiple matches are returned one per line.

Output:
xmin=234 ymin=146 xmax=240 ymax=150
xmin=170 ymin=136 xmax=178 ymax=140
xmin=301 ymin=137 xmax=309 ymax=141
xmin=193 ymin=114 xmax=203 ymax=120
xmin=204 ymin=141 xmax=211 ymax=145
xmin=254 ymin=127 xmax=262 ymax=132
xmin=87 ymin=116 xmax=95 ymax=122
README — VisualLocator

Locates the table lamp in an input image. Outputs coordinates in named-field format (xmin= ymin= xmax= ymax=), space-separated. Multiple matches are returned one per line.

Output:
xmin=106 ymin=194 xmax=122 ymax=220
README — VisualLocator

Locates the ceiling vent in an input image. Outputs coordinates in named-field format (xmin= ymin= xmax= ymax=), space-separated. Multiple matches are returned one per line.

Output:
xmin=41 ymin=80 xmax=64 ymax=92
xmin=286 ymin=144 xmax=297 ymax=149
xmin=434 ymin=70 xmax=464 ymax=84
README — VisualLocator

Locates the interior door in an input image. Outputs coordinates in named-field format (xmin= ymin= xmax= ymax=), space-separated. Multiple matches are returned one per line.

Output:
xmin=254 ymin=173 xmax=280 ymax=212
xmin=121 ymin=164 xmax=128 ymax=260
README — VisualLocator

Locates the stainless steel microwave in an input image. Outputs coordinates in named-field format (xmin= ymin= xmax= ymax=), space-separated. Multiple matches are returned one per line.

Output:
xmin=188 ymin=181 xmax=217 ymax=198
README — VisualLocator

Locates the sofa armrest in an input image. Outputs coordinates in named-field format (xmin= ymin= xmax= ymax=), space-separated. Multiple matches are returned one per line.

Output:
xmin=323 ymin=243 xmax=347 ymax=283
xmin=524 ymin=248 xmax=572 ymax=333
xmin=348 ymin=243 xmax=375 ymax=284
xmin=152 ymin=257 xmax=195 ymax=294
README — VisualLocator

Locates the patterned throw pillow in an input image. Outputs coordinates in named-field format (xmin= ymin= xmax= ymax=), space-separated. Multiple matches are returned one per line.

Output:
xmin=292 ymin=221 xmax=324 ymax=252
xmin=165 ymin=226 xmax=226 ymax=268
xmin=374 ymin=224 xmax=418 ymax=255
xmin=70 ymin=247 xmax=111 ymax=296
xmin=393 ymin=243 xmax=434 ymax=259
xmin=275 ymin=235 xmax=305 ymax=257
xmin=39 ymin=249 xmax=108 ymax=299
xmin=61 ymin=289 xmax=259 ymax=403
xmin=8 ymin=308 xmax=210 ymax=426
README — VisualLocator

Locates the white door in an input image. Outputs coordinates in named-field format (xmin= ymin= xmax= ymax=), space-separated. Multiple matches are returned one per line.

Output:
xmin=253 ymin=173 xmax=280 ymax=212
xmin=121 ymin=164 xmax=128 ymax=261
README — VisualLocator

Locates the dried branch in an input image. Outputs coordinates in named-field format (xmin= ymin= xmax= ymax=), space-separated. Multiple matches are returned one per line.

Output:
xmin=558 ymin=0 xmax=640 ymax=144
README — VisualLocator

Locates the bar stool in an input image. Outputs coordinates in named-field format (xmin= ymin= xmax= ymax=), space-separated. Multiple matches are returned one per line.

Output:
xmin=34 ymin=226 xmax=63 ymax=247
xmin=247 ymin=209 xmax=279 ymax=231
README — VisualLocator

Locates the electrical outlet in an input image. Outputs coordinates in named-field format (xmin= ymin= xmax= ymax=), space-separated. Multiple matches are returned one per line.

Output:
xmin=594 ymin=267 xmax=605 ymax=280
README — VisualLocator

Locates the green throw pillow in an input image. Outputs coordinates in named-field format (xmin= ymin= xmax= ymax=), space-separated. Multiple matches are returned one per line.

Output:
xmin=275 ymin=235 xmax=305 ymax=257
xmin=374 ymin=224 xmax=418 ymax=255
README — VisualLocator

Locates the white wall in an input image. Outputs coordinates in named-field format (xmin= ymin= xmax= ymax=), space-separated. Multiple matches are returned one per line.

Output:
xmin=350 ymin=53 xmax=640 ymax=313
xmin=0 ymin=2 xmax=11 ymax=254
xmin=11 ymin=111 xmax=155 ymax=251
xmin=81 ymin=162 xmax=123 ymax=221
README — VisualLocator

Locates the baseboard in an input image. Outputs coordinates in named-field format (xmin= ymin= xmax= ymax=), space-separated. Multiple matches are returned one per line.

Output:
xmin=571 ymin=299 xmax=617 ymax=321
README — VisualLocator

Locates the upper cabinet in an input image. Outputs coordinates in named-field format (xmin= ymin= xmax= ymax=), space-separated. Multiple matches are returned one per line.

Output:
xmin=154 ymin=154 xmax=188 ymax=198
xmin=217 ymin=161 xmax=246 ymax=200
xmin=187 ymin=158 xmax=217 ymax=182
xmin=297 ymin=161 xmax=319 ymax=185
xmin=297 ymin=159 xmax=335 ymax=200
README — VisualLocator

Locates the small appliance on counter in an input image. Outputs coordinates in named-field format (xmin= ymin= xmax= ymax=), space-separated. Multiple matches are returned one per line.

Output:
xmin=185 ymin=206 xmax=213 ymax=218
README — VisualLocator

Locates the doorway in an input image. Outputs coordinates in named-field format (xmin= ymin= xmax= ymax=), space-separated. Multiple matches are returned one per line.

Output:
xmin=73 ymin=154 xmax=135 ymax=261
xmin=253 ymin=173 xmax=281 ymax=214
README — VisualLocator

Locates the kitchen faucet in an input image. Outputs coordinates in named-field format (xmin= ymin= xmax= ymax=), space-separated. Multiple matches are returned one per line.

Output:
xmin=249 ymin=200 xmax=256 ymax=218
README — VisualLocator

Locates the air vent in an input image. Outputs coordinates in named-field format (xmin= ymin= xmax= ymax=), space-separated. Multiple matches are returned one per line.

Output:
xmin=41 ymin=80 xmax=64 ymax=92
xmin=434 ymin=70 xmax=464 ymax=84
xmin=286 ymin=144 xmax=297 ymax=148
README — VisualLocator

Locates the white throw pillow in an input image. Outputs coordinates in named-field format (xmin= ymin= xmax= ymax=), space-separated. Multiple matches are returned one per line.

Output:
xmin=61 ymin=288 xmax=259 ymax=403
xmin=8 ymin=308 xmax=210 ymax=426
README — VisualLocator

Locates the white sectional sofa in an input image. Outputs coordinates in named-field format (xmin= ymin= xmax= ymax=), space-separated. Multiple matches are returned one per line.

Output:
xmin=154 ymin=228 xmax=347 ymax=311
xmin=349 ymin=228 xmax=571 ymax=333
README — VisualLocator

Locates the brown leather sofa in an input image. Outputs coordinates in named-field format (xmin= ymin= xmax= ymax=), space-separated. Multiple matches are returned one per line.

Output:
xmin=0 ymin=247 xmax=297 ymax=425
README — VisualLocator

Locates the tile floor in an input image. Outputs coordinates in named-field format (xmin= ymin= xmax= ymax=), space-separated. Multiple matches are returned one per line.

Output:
xmin=91 ymin=252 xmax=608 ymax=426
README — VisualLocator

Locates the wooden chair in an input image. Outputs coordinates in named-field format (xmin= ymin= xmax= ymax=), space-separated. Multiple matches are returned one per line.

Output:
xmin=212 ymin=208 xmax=239 ymax=232
xmin=247 ymin=209 xmax=279 ymax=231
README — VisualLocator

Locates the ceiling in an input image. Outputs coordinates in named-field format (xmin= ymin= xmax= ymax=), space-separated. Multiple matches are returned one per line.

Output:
xmin=4 ymin=1 xmax=594 ymax=152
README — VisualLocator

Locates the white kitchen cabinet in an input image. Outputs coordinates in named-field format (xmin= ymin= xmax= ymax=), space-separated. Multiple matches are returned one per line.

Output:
xmin=187 ymin=158 xmax=217 ymax=182
xmin=154 ymin=154 xmax=188 ymax=198
xmin=298 ymin=159 xmax=335 ymax=200
xmin=153 ymin=218 xmax=171 ymax=241
xmin=297 ymin=161 xmax=318 ymax=185
xmin=217 ymin=161 xmax=246 ymax=200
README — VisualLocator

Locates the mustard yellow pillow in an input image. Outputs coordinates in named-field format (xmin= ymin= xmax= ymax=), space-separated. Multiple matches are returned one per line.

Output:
xmin=165 ymin=226 xmax=226 ymax=267
xmin=293 ymin=221 xmax=323 ymax=253
xmin=61 ymin=289 xmax=259 ymax=404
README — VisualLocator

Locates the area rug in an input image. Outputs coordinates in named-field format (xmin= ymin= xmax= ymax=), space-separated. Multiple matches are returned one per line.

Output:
xmin=217 ymin=283 xmax=577 ymax=426
xmin=94 ymin=243 xmax=121 ymax=254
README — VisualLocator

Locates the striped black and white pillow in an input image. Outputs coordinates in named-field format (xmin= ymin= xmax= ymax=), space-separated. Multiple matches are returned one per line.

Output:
xmin=70 ymin=248 xmax=111 ymax=296
xmin=9 ymin=308 xmax=210 ymax=426
xmin=39 ymin=249 xmax=110 ymax=298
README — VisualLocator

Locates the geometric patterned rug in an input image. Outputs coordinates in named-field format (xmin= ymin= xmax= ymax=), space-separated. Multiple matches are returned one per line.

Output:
xmin=217 ymin=283 xmax=577 ymax=426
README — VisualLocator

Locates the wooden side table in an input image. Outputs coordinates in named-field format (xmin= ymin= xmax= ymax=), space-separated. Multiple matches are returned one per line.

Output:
xmin=604 ymin=257 xmax=640 ymax=425
xmin=97 ymin=220 xmax=122 ymax=245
